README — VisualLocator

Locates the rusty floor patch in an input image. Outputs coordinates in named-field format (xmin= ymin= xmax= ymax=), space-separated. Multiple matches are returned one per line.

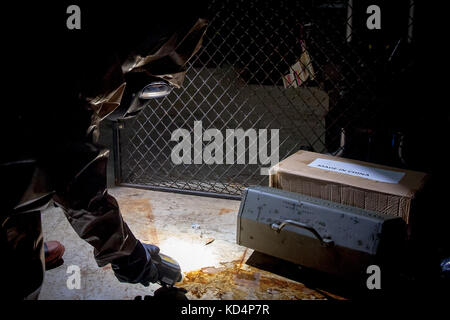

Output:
xmin=178 ymin=260 xmax=331 ymax=300
xmin=119 ymin=197 xmax=160 ymax=245
xmin=218 ymin=208 xmax=235 ymax=215
xmin=109 ymin=188 xmax=346 ymax=300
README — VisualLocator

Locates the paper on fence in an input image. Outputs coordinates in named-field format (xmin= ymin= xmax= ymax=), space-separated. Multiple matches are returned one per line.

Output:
xmin=282 ymin=43 xmax=315 ymax=88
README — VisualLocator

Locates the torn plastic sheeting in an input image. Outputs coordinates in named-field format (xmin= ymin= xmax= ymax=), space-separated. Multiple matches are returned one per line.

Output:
xmin=105 ymin=17 xmax=209 ymax=121
xmin=121 ymin=18 xmax=209 ymax=89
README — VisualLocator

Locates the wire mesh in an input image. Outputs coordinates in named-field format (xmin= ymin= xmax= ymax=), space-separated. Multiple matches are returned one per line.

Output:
xmin=115 ymin=0 xmax=416 ymax=197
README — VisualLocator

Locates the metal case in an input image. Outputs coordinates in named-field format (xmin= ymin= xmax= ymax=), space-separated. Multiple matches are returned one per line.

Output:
xmin=237 ymin=186 xmax=405 ymax=278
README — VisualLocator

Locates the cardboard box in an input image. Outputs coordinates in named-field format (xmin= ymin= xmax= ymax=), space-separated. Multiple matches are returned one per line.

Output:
xmin=269 ymin=151 xmax=428 ymax=223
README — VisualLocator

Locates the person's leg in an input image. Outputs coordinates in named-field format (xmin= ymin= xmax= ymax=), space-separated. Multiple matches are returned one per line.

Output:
xmin=1 ymin=211 xmax=45 ymax=300
xmin=0 ymin=160 xmax=53 ymax=300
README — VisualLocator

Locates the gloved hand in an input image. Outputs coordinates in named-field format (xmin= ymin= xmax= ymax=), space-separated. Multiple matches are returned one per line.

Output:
xmin=141 ymin=242 xmax=160 ymax=257
xmin=111 ymin=241 xmax=160 ymax=286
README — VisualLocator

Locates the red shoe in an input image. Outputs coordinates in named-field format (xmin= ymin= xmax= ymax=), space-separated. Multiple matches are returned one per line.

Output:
xmin=44 ymin=241 xmax=65 ymax=270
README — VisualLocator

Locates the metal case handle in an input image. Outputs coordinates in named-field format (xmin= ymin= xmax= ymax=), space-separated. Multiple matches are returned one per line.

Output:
xmin=271 ymin=219 xmax=334 ymax=247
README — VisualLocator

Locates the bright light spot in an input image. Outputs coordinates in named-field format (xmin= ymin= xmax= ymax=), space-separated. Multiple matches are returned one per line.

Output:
xmin=158 ymin=237 xmax=219 ymax=272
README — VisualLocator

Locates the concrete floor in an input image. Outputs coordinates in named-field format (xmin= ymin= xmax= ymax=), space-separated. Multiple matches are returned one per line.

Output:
xmin=39 ymin=187 xmax=336 ymax=300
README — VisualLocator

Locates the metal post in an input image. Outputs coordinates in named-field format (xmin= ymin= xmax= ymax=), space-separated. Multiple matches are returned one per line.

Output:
xmin=346 ymin=0 xmax=353 ymax=42
xmin=408 ymin=0 xmax=415 ymax=43
xmin=112 ymin=121 xmax=123 ymax=186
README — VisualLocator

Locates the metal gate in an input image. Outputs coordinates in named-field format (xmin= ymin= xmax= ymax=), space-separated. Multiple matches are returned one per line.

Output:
xmin=113 ymin=0 xmax=416 ymax=198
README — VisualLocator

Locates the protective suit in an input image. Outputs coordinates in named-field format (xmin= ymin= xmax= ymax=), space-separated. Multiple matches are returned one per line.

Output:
xmin=0 ymin=2 xmax=207 ymax=299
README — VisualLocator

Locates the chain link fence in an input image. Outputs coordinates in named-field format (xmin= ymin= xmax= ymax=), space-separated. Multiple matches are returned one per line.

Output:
xmin=113 ymin=0 xmax=416 ymax=198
